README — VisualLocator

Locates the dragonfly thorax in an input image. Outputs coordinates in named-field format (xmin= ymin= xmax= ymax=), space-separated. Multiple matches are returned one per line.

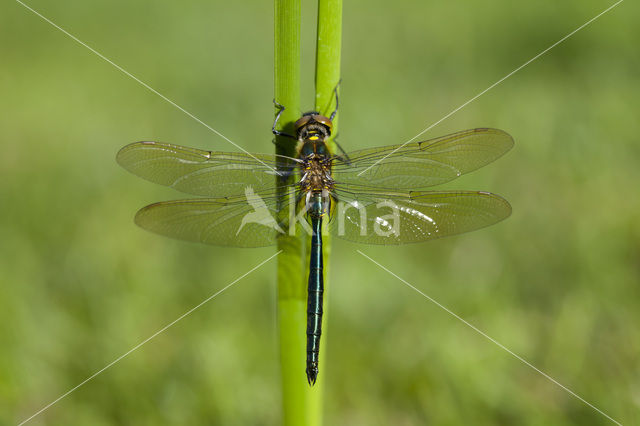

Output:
xmin=299 ymin=154 xmax=334 ymax=218
xmin=299 ymin=155 xmax=334 ymax=192
xmin=294 ymin=113 xmax=334 ymax=219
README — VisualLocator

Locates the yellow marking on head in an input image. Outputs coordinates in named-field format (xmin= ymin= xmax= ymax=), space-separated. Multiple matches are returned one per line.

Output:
xmin=309 ymin=135 xmax=319 ymax=140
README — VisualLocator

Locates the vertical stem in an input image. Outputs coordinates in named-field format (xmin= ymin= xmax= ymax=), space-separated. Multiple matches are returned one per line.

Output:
xmin=315 ymin=0 xmax=342 ymax=140
xmin=312 ymin=4 xmax=341 ymax=425
xmin=274 ymin=1 xmax=321 ymax=425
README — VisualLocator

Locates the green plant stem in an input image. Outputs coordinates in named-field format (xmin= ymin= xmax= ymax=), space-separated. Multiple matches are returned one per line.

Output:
xmin=275 ymin=1 xmax=341 ymax=423
xmin=312 ymin=3 xmax=341 ymax=422
xmin=274 ymin=1 xmax=321 ymax=426
xmin=315 ymin=0 xmax=342 ymax=134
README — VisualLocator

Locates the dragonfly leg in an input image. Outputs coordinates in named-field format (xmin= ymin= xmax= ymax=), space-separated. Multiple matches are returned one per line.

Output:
xmin=329 ymin=79 xmax=341 ymax=121
xmin=331 ymin=132 xmax=352 ymax=165
xmin=272 ymin=100 xmax=297 ymax=139
xmin=327 ymin=81 xmax=350 ymax=163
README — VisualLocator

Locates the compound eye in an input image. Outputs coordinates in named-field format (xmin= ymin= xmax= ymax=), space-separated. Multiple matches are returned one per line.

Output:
xmin=294 ymin=115 xmax=312 ymax=131
xmin=313 ymin=115 xmax=333 ymax=133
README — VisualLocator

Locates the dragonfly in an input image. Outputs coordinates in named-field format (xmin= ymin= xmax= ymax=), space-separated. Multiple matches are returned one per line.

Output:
xmin=116 ymin=102 xmax=513 ymax=385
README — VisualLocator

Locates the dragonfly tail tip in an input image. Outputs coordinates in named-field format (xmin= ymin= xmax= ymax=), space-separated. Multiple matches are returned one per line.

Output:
xmin=306 ymin=367 xmax=318 ymax=386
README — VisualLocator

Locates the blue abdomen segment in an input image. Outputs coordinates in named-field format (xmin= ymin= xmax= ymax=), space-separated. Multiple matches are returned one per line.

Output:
xmin=306 ymin=208 xmax=324 ymax=385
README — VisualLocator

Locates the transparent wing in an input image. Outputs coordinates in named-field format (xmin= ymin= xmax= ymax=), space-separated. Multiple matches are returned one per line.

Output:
xmin=117 ymin=141 xmax=299 ymax=197
xmin=331 ymin=128 xmax=513 ymax=190
xmin=134 ymin=189 xmax=293 ymax=247
xmin=328 ymin=188 xmax=511 ymax=245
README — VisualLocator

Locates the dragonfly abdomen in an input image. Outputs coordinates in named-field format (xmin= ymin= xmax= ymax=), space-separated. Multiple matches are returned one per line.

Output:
xmin=306 ymin=200 xmax=324 ymax=385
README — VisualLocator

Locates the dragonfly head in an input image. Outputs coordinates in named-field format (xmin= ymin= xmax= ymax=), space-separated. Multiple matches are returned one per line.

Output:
xmin=295 ymin=112 xmax=333 ymax=141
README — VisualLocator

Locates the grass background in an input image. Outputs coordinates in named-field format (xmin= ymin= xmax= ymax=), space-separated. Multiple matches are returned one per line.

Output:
xmin=1 ymin=0 xmax=639 ymax=424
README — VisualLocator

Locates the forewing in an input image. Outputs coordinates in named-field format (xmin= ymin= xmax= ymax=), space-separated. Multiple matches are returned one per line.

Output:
xmin=117 ymin=142 xmax=297 ymax=197
xmin=332 ymin=128 xmax=513 ymax=190
xmin=134 ymin=190 xmax=289 ymax=247
xmin=329 ymin=188 xmax=511 ymax=245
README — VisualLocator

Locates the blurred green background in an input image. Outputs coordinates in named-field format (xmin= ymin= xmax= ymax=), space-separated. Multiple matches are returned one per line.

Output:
xmin=1 ymin=0 xmax=639 ymax=424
